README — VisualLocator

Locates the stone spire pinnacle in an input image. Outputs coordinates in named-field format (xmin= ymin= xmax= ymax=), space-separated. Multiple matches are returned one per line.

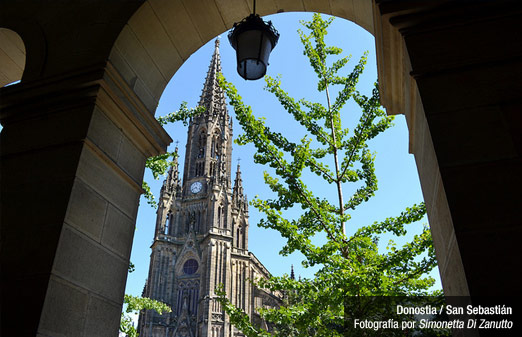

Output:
xmin=162 ymin=147 xmax=181 ymax=196
xmin=233 ymin=162 xmax=247 ymax=211
xmin=290 ymin=265 xmax=295 ymax=280
xmin=198 ymin=38 xmax=227 ymax=116
xmin=233 ymin=162 xmax=244 ymax=196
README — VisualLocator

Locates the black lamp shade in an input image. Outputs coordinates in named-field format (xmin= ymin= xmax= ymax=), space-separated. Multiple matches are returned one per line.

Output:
xmin=228 ymin=14 xmax=279 ymax=80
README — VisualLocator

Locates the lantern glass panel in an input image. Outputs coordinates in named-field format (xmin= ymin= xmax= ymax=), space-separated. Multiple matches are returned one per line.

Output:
xmin=235 ymin=30 xmax=273 ymax=80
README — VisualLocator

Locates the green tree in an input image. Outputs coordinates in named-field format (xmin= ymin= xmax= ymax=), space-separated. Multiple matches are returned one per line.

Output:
xmin=120 ymin=294 xmax=172 ymax=337
xmin=215 ymin=14 xmax=440 ymax=336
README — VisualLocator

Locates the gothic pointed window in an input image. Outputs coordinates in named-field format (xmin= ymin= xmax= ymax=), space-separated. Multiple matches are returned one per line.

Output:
xmin=194 ymin=211 xmax=198 ymax=233
xmin=195 ymin=162 xmax=204 ymax=176
xmin=198 ymin=132 xmax=206 ymax=158
xmin=211 ymin=132 xmax=221 ymax=159
xmin=176 ymin=279 xmax=199 ymax=316
xmin=165 ymin=212 xmax=172 ymax=235
xmin=211 ymin=136 xmax=216 ymax=158
xmin=209 ymin=162 xmax=214 ymax=177
xmin=187 ymin=212 xmax=195 ymax=233
xmin=217 ymin=205 xmax=225 ymax=228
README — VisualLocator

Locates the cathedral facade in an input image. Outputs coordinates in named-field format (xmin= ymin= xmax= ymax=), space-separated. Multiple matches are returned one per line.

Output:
xmin=137 ymin=40 xmax=281 ymax=337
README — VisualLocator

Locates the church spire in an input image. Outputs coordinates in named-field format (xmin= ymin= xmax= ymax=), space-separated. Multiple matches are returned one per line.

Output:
xmin=198 ymin=38 xmax=227 ymax=116
xmin=233 ymin=162 xmax=247 ymax=212
xmin=182 ymin=38 xmax=233 ymax=190
xmin=233 ymin=162 xmax=243 ymax=194
xmin=161 ymin=146 xmax=181 ymax=197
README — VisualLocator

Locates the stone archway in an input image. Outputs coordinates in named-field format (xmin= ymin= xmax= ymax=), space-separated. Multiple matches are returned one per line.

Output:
xmin=109 ymin=0 xmax=469 ymax=302
xmin=108 ymin=1 xmax=375 ymax=115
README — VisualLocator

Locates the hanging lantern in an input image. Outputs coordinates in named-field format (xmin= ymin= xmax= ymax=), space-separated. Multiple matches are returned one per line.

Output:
xmin=228 ymin=12 xmax=280 ymax=80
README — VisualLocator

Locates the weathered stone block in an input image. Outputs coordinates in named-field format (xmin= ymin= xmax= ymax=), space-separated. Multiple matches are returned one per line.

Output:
xmin=65 ymin=179 xmax=108 ymax=242
xmin=148 ymin=0 xmax=202 ymax=62
xmin=89 ymin=107 xmax=123 ymax=161
xmin=117 ymin=134 xmax=146 ymax=184
xmin=108 ymin=47 xmax=137 ymax=87
xmin=439 ymin=238 xmax=469 ymax=296
xmin=114 ymin=24 xmax=166 ymax=104
xmin=427 ymin=178 xmax=455 ymax=270
xmin=84 ymin=294 xmax=122 ymax=337
xmin=102 ymin=204 xmax=136 ymax=259
xmin=52 ymin=225 xmax=128 ymax=303
xmin=416 ymin=116 xmax=439 ymax=209
xmin=38 ymin=277 xmax=89 ymax=337
xmin=128 ymin=1 xmax=182 ymax=83
xmin=77 ymin=145 xmax=141 ymax=219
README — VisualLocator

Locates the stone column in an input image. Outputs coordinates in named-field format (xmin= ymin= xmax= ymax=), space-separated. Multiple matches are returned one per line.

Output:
xmin=372 ymin=1 xmax=470 ymax=297
xmin=0 ymin=62 xmax=171 ymax=337
xmin=373 ymin=1 xmax=522 ymax=300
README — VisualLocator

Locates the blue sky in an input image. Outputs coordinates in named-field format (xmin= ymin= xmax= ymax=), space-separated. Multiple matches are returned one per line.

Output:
xmin=124 ymin=12 xmax=441 ymax=300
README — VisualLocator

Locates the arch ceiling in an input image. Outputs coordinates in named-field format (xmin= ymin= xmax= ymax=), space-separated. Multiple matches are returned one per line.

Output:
xmin=109 ymin=0 xmax=374 ymax=113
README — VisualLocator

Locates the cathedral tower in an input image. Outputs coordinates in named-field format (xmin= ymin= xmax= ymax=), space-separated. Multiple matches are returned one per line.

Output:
xmin=138 ymin=39 xmax=278 ymax=337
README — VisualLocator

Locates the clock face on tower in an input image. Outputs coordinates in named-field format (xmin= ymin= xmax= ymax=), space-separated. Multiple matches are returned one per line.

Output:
xmin=190 ymin=181 xmax=203 ymax=194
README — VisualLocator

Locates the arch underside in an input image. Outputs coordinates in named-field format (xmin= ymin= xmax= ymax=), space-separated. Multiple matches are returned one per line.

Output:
xmin=109 ymin=0 xmax=375 ymax=114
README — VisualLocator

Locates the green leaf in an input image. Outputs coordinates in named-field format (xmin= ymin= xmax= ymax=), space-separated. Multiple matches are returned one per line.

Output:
xmin=120 ymin=295 xmax=171 ymax=337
